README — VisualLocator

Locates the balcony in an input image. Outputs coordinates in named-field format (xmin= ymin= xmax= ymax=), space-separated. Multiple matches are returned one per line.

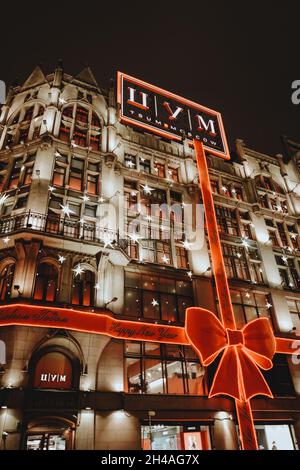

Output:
xmin=0 ymin=211 xmax=128 ymax=251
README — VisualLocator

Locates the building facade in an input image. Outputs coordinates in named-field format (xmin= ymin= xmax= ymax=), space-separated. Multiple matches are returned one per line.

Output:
xmin=0 ymin=64 xmax=299 ymax=450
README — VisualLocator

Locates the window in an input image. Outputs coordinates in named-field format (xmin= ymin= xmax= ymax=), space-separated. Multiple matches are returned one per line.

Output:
xmin=215 ymin=206 xmax=239 ymax=236
xmin=141 ymin=423 xmax=212 ymax=450
xmin=23 ymin=107 xmax=34 ymax=122
xmin=14 ymin=196 xmax=28 ymax=210
xmin=84 ymin=204 xmax=97 ymax=217
xmin=140 ymin=159 xmax=151 ymax=173
xmin=69 ymin=158 xmax=84 ymax=191
xmin=73 ymin=128 xmax=87 ymax=147
xmin=176 ymin=246 xmax=189 ymax=269
xmin=255 ymin=424 xmax=296 ymax=450
xmin=168 ymin=167 xmax=179 ymax=182
xmin=59 ymin=124 xmax=71 ymax=142
xmin=125 ymin=341 xmax=207 ymax=396
xmin=229 ymin=289 xmax=271 ymax=328
xmin=287 ymin=299 xmax=300 ymax=331
xmin=33 ymin=352 xmax=73 ymax=390
xmin=76 ymin=106 xmax=88 ymax=124
xmin=0 ymin=263 xmax=15 ymax=300
xmin=276 ymin=256 xmax=300 ymax=289
xmin=71 ymin=269 xmax=94 ymax=306
xmin=125 ymin=154 xmax=137 ymax=170
xmin=154 ymin=162 xmax=165 ymax=178
xmin=262 ymin=355 xmax=295 ymax=397
xmin=124 ymin=272 xmax=193 ymax=322
xmin=53 ymin=165 xmax=66 ymax=187
xmin=222 ymin=244 xmax=250 ymax=280
xmin=8 ymin=158 xmax=23 ymax=189
xmin=23 ymin=166 xmax=33 ymax=186
xmin=34 ymin=263 xmax=58 ymax=302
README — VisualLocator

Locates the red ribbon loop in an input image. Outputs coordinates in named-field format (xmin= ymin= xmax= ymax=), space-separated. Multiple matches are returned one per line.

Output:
xmin=185 ymin=307 xmax=276 ymax=401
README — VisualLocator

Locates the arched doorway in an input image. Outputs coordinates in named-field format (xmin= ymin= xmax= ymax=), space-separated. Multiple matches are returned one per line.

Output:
xmin=25 ymin=417 xmax=75 ymax=450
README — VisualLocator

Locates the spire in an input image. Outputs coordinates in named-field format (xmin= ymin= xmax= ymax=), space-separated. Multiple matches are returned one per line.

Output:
xmin=22 ymin=65 xmax=47 ymax=89
xmin=75 ymin=67 xmax=99 ymax=87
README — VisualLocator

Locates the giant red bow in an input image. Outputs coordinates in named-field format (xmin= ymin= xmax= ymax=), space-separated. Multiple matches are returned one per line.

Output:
xmin=185 ymin=307 xmax=276 ymax=401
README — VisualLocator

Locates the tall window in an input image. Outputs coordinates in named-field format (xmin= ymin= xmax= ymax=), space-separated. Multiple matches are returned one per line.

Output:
xmin=125 ymin=342 xmax=207 ymax=396
xmin=286 ymin=299 xmax=300 ymax=331
xmin=154 ymin=162 xmax=165 ymax=178
xmin=71 ymin=269 xmax=94 ymax=306
xmin=59 ymin=106 xmax=101 ymax=150
xmin=0 ymin=263 xmax=15 ymax=300
xmin=124 ymin=271 xmax=193 ymax=322
xmin=229 ymin=289 xmax=271 ymax=328
xmin=34 ymin=263 xmax=58 ymax=302
xmin=215 ymin=206 xmax=239 ymax=236
xmin=222 ymin=244 xmax=250 ymax=280
xmin=69 ymin=158 xmax=84 ymax=191
xmin=8 ymin=158 xmax=23 ymax=189
xmin=276 ymin=256 xmax=300 ymax=289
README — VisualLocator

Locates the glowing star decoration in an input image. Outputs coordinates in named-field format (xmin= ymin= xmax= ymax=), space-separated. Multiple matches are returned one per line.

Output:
xmin=71 ymin=140 xmax=78 ymax=148
xmin=59 ymin=97 xmax=67 ymax=104
xmin=73 ymin=264 xmax=84 ymax=277
xmin=130 ymin=191 xmax=137 ymax=197
xmin=55 ymin=151 xmax=61 ymax=157
xmin=0 ymin=194 xmax=9 ymax=207
xmin=265 ymin=302 xmax=272 ymax=309
xmin=94 ymin=283 xmax=100 ymax=290
xmin=187 ymin=271 xmax=193 ymax=278
xmin=126 ymin=160 xmax=135 ymax=168
xmin=221 ymin=186 xmax=228 ymax=193
xmin=101 ymin=233 xmax=114 ymax=249
xmin=237 ymin=252 xmax=242 ymax=258
xmin=151 ymin=298 xmax=159 ymax=307
xmin=281 ymin=255 xmax=288 ymax=263
xmin=182 ymin=240 xmax=191 ymax=250
xmin=161 ymin=254 xmax=169 ymax=264
xmin=129 ymin=233 xmax=141 ymax=244
xmin=140 ymin=156 xmax=145 ymax=162
xmin=60 ymin=204 xmax=75 ymax=218
xmin=81 ymin=195 xmax=90 ymax=202
xmin=241 ymin=238 xmax=249 ymax=248
xmin=48 ymin=186 xmax=55 ymax=192
xmin=245 ymin=292 xmax=251 ymax=298
xmin=98 ymin=196 xmax=105 ymax=203
xmin=290 ymin=233 xmax=298 ymax=240
xmin=79 ymin=218 xmax=85 ymax=225
xmin=2 ymin=237 xmax=10 ymax=245
xmin=141 ymin=184 xmax=153 ymax=195
xmin=58 ymin=255 xmax=66 ymax=264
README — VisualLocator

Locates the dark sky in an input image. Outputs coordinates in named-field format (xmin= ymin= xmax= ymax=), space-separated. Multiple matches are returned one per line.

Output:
xmin=1 ymin=1 xmax=299 ymax=155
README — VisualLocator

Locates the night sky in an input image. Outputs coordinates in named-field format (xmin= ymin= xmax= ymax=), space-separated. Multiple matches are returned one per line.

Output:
xmin=1 ymin=2 xmax=299 ymax=155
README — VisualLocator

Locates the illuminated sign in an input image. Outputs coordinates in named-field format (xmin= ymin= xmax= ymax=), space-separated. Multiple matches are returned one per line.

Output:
xmin=117 ymin=72 xmax=230 ymax=160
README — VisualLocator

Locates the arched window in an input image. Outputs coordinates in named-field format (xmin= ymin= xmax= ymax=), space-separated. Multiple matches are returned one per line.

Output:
xmin=76 ymin=106 xmax=89 ymax=124
xmin=34 ymin=263 xmax=58 ymax=301
xmin=23 ymin=106 xmax=34 ymax=122
xmin=71 ymin=269 xmax=94 ymax=306
xmin=0 ymin=263 xmax=15 ymax=300
xmin=33 ymin=352 xmax=73 ymax=390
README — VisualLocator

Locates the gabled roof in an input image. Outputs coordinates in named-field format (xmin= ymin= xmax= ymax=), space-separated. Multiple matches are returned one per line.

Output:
xmin=75 ymin=67 xmax=99 ymax=87
xmin=22 ymin=66 xmax=47 ymax=89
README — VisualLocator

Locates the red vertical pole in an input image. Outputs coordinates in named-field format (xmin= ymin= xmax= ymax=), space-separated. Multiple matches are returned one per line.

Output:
xmin=193 ymin=139 xmax=258 ymax=450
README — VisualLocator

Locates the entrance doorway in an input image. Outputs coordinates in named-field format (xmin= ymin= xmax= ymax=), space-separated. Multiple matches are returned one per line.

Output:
xmin=141 ymin=423 xmax=212 ymax=450
xmin=25 ymin=418 xmax=74 ymax=450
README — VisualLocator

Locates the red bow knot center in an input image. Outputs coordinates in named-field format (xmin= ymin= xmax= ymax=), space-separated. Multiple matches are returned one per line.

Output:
xmin=226 ymin=328 xmax=244 ymax=346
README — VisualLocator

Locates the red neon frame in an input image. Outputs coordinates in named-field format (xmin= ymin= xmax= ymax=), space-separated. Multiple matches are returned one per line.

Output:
xmin=117 ymin=72 xmax=230 ymax=160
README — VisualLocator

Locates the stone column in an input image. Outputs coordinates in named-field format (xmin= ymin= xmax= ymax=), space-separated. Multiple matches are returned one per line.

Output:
xmin=213 ymin=411 xmax=239 ymax=450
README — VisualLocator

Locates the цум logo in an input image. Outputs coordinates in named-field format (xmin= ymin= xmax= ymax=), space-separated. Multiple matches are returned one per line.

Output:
xmin=0 ymin=80 xmax=5 ymax=105
xmin=291 ymin=80 xmax=300 ymax=105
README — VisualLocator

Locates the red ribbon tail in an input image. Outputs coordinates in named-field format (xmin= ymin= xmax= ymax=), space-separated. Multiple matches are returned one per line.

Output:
xmin=209 ymin=348 xmax=241 ymax=400
xmin=238 ymin=349 xmax=273 ymax=400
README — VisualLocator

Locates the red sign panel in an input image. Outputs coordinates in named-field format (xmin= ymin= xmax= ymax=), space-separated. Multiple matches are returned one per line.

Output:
xmin=117 ymin=72 xmax=230 ymax=160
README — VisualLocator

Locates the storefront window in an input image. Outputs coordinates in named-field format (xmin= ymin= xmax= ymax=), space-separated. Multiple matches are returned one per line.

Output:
xmin=125 ymin=341 xmax=207 ymax=396
xmin=141 ymin=424 xmax=212 ymax=450
xmin=255 ymin=424 xmax=296 ymax=450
